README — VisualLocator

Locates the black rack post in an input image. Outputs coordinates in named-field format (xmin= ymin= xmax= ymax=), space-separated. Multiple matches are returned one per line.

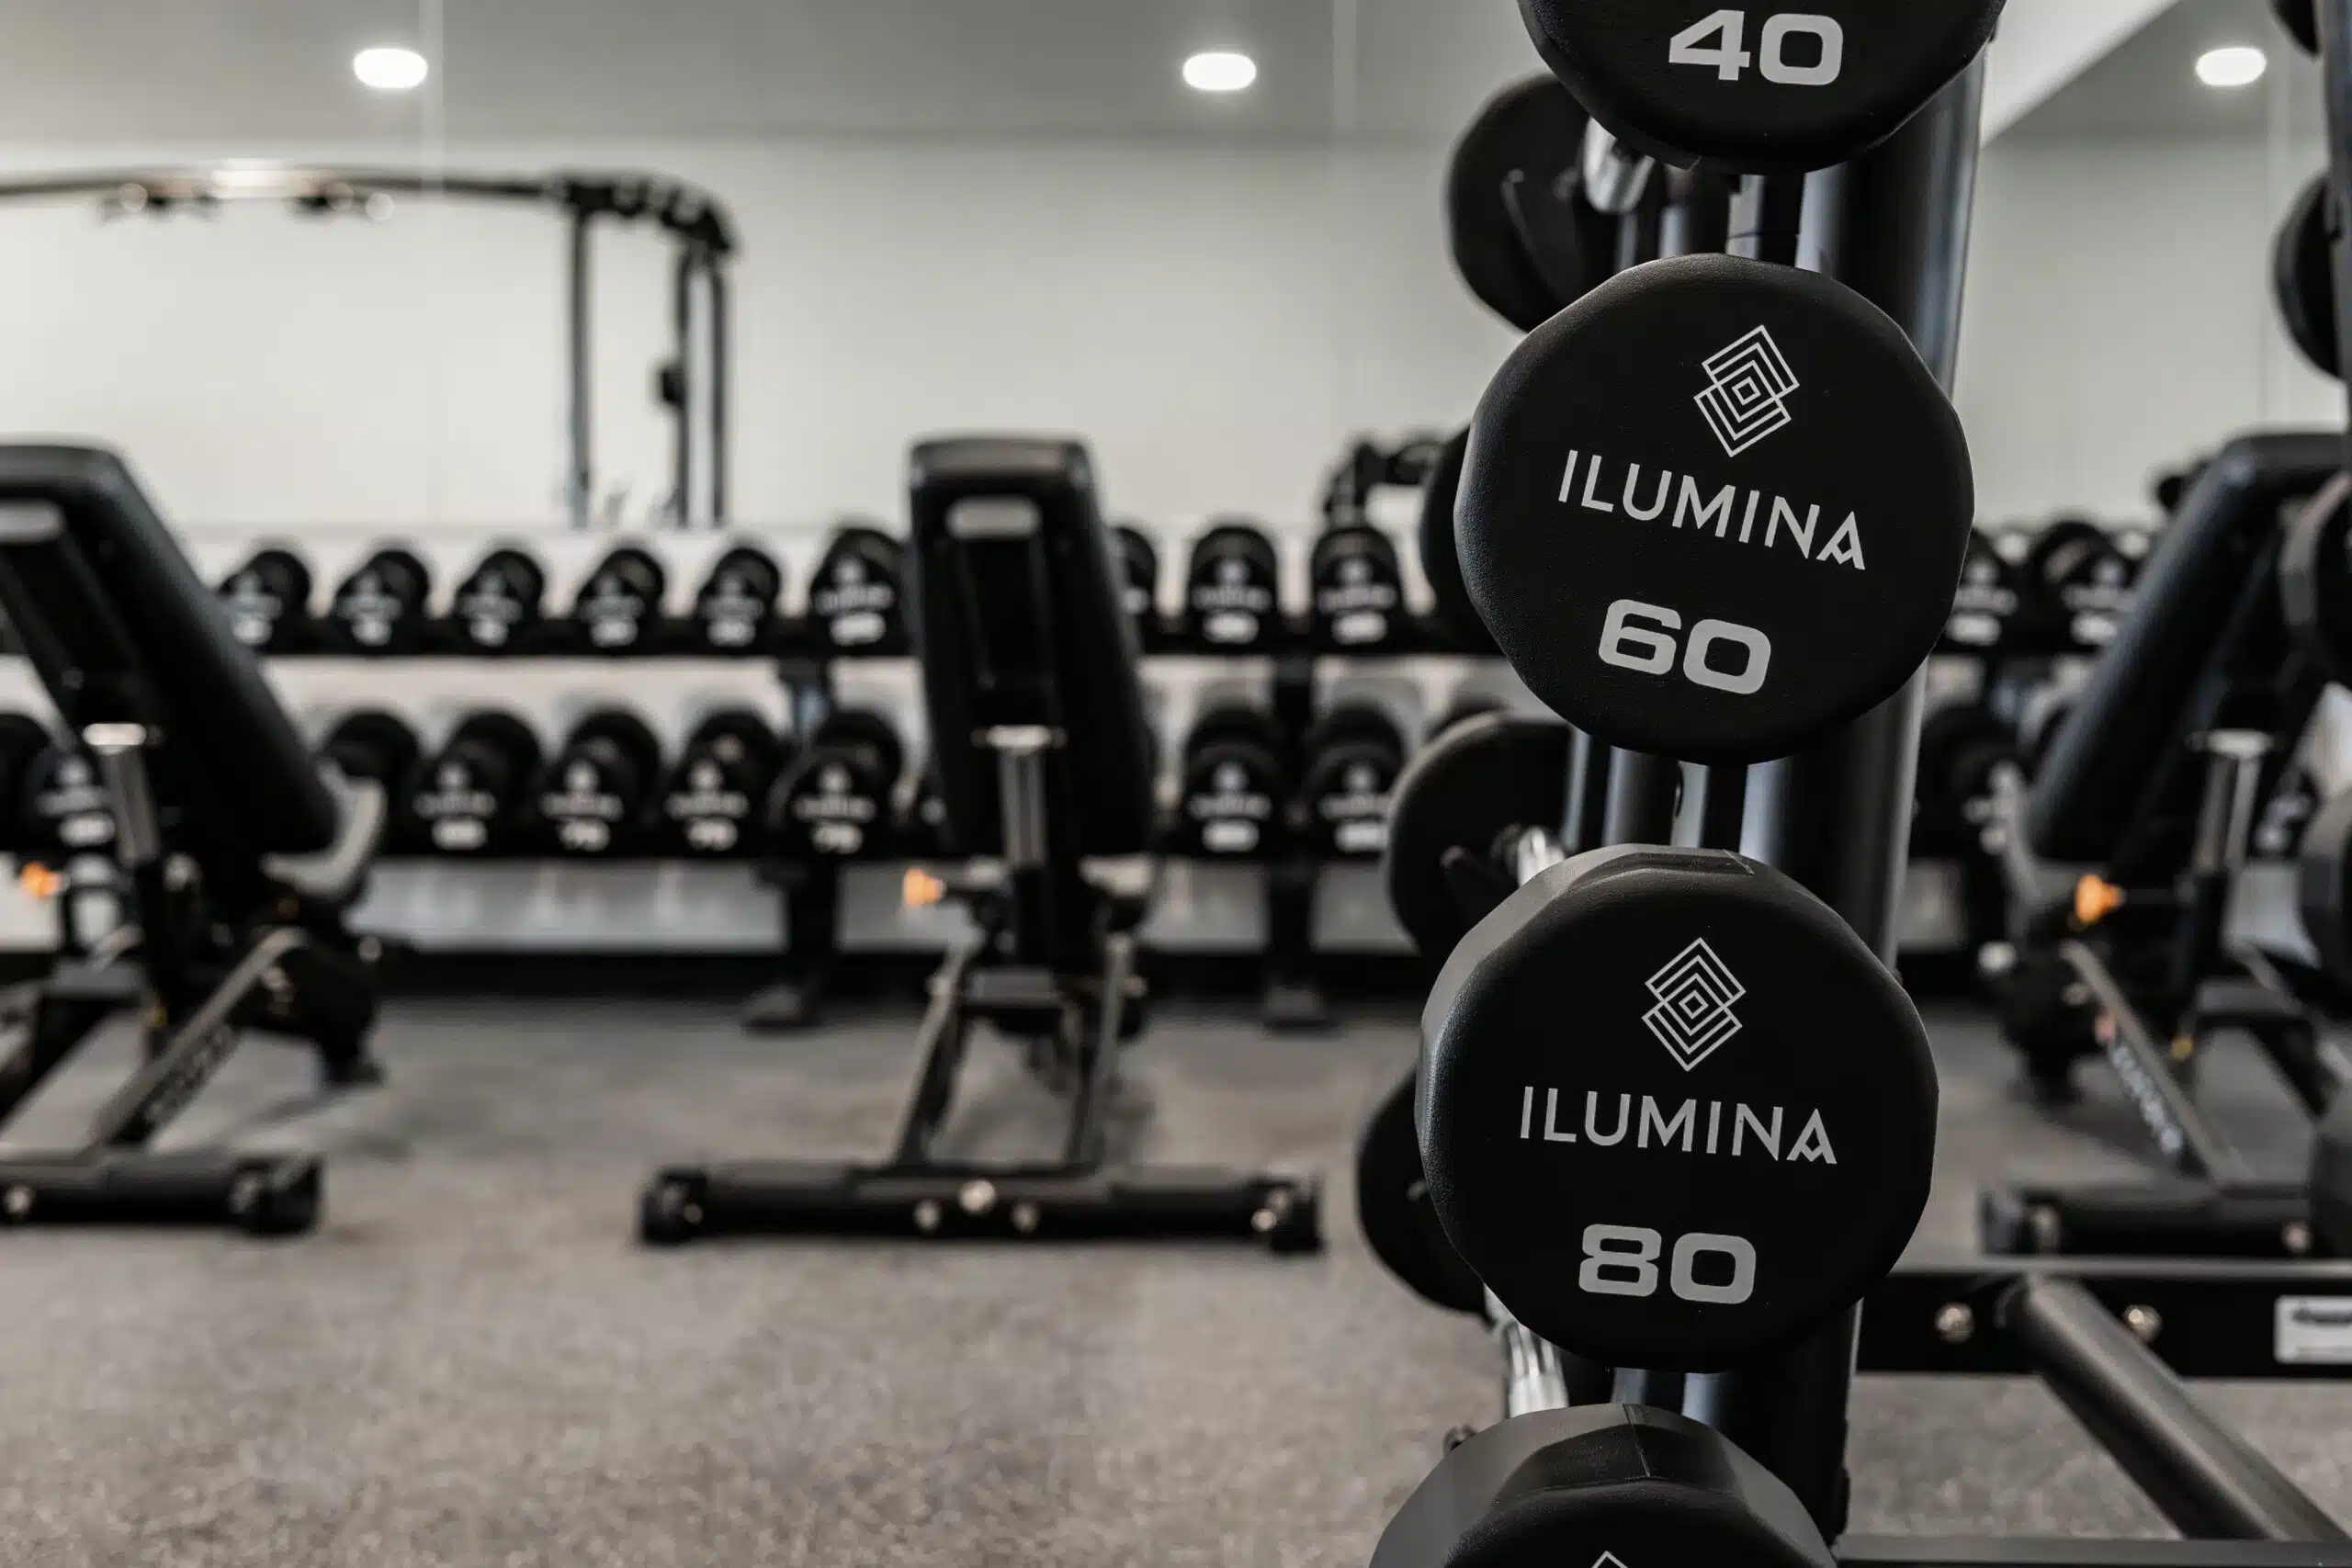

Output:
xmin=566 ymin=206 xmax=594 ymax=529
xmin=2004 ymin=1277 xmax=2348 ymax=1541
xmin=1264 ymin=649 xmax=1329 ymax=1030
xmin=1691 ymin=58 xmax=1987 ymax=1534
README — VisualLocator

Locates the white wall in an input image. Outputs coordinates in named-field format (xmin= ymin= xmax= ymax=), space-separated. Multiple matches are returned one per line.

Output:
xmin=1958 ymin=133 xmax=2342 ymax=523
xmin=0 ymin=129 xmax=2331 ymax=533
xmin=0 ymin=136 xmax=1514 ymax=531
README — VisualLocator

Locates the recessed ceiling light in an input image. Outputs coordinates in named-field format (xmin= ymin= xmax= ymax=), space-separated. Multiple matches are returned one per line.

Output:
xmin=353 ymin=45 xmax=429 ymax=93
xmin=1183 ymin=51 xmax=1258 ymax=94
xmin=2195 ymin=44 xmax=2267 ymax=89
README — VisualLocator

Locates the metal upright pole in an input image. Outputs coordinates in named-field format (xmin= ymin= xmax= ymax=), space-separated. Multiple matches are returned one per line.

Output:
xmin=565 ymin=209 xmax=595 ymax=528
xmin=670 ymin=245 xmax=695 ymax=527
xmin=710 ymin=252 xmax=732 ymax=525
xmin=1686 ymin=58 xmax=1986 ymax=1539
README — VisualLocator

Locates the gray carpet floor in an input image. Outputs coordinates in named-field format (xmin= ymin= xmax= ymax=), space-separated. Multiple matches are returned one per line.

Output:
xmin=0 ymin=997 xmax=2346 ymax=1566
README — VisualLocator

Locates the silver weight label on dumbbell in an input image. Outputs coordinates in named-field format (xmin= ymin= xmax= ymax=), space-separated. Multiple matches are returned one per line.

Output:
xmin=1419 ymin=847 xmax=1938 ymax=1370
xmin=1460 ymin=254 xmax=1972 ymax=763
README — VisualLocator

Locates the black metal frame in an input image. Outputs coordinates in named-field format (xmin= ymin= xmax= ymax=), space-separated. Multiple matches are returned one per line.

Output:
xmin=0 ymin=728 xmax=355 ymax=1235
xmin=640 ymin=482 xmax=1318 ymax=1248
xmin=0 ymin=165 xmax=738 ymax=528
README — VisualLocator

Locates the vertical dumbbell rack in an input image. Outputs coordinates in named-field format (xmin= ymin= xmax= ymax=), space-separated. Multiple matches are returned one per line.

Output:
xmin=1370 ymin=6 xmax=2352 ymax=1564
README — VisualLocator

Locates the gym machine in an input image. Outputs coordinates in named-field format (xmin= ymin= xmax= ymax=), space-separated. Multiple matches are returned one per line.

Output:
xmin=640 ymin=438 xmax=1319 ymax=1247
xmin=1360 ymin=6 xmax=2352 ymax=1565
xmin=0 ymin=446 xmax=385 ymax=1235
xmin=0 ymin=165 xmax=737 ymax=528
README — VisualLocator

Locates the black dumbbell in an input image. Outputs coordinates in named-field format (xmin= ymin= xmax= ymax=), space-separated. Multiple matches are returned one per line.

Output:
xmin=1114 ymin=525 xmax=1160 ymax=638
xmin=449 ymin=547 xmax=548 ymax=654
xmin=1183 ymin=522 xmax=1282 ymax=651
xmin=691 ymin=544 xmax=784 ymax=653
xmin=809 ymin=525 xmax=908 ymax=654
xmin=1430 ymin=691 xmax=1509 ymax=744
xmin=216 ymin=547 xmax=313 ymax=652
xmin=1293 ymin=702 xmax=1408 ymax=860
xmin=537 ymin=709 xmax=664 ymax=856
xmin=320 ymin=710 xmax=422 ymax=793
xmin=2027 ymin=518 xmax=2134 ymax=650
xmin=1419 ymin=849 xmax=1939 ymax=1371
xmin=327 ymin=547 xmax=432 ymax=654
xmin=19 ymin=744 xmax=116 ymax=858
xmin=768 ymin=709 xmax=904 ymax=859
xmin=572 ymin=546 xmax=668 ymax=655
xmin=1419 ymin=430 xmax=1499 ymax=657
xmin=1447 ymin=74 xmax=1607 ymax=332
xmin=403 ymin=712 xmax=542 ymax=855
xmin=2277 ymin=170 xmax=2336 ymax=380
xmin=1175 ymin=705 xmax=1288 ymax=859
xmin=1374 ymin=1403 xmax=1834 ymax=1568
xmin=1309 ymin=525 xmax=1406 ymax=651
xmin=1458 ymin=254 xmax=1973 ymax=763
xmin=660 ymin=710 xmax=789 ymax=857
xmin=320 ymin=710 xmax=424 ymax=852
xmin=1913 ymin=701 xmax=2018 ymax=855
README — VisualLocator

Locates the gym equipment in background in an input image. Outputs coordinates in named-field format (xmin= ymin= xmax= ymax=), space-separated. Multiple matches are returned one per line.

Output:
xmin=1307 ymin=521 xmax=1406 ymax=652
xmin=1182 ymin=522 xmax=1282 ymax=651
xmin=2277 ymin=170 xmax=2336 ymax=380
xmin=448 ymin=547 xmax=548 ymax=654
xmin=644 ymin=436 xmax=1318 ymax=1248
xmin=1290 ymin=701 xmax=1407 ymax=861
xmin=1446 ymin=73 xmax=1609 ymax=331
xmin=767 ymin=709 xmax=903 ymax=863
xmin=689 ymin=544 xmax=782 ymax=653
xmin=1113 ymin=525 xmax=1160 ymax=644
xmin=808 ymin=525 xmax=909 ymax=655
xmin=325 ymin=547 xmax=434 ymax=655
xmin=401 ymin=711 xmax=544 ymax=856
xmin=0 ymin=166 xmax=737 ymax=527
xmin=0 ymin=445 xmax=384 ymax=1235
xmin=1171 ymin=703 xmax=1287 ymax=860
xmin=536 ymin=709 xmax=665 ymax=857
xmin=215 ymin=547 xmax=313 ymax=653
xmin=658 ymin=709 xmax=787 ymax=859
xmin=571 ymin=546 xmax=668 ymax=655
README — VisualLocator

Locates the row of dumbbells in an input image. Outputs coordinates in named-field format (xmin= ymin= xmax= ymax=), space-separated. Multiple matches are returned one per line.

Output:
xmin=0 ymin=692 xmax=1502 ymax=866
xmin=1944 ymin=517 xmax=2157 ymax=655
xmin=205 ymin=513 xmax=1477 ymax=662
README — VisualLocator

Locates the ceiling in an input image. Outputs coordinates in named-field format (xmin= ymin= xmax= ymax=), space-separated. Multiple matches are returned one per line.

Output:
xmin=0 ymin=0 xmax=2317 ymax=150
xmin=0 ymin=0 xmax=1538 ymax=143
xmin=2006 ymin=0 xmax=2324 ymax=140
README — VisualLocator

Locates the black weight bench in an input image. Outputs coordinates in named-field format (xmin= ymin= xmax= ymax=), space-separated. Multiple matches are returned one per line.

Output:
xmin=0 ymin=446 xmax=383 ymax=1235
xmin=641 ymin=437 xmax=1319 ymax=1247
xmin=1985 ymin=432 xmax=2346 ymax=1259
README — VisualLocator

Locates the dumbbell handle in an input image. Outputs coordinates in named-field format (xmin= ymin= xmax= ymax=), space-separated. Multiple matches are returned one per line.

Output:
xmin=1496 ymin=1291 xmax=1575 ymax=1417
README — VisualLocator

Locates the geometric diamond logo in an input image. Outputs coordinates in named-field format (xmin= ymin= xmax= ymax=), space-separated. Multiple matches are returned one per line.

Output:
xmin=1592 ymin=1555 xmax=1631 ymax=1568
xmin=1641 ymin=938 xmax=1746 ymax=1071
xmin=1694 ymin=324 xmax=1800 ymax=457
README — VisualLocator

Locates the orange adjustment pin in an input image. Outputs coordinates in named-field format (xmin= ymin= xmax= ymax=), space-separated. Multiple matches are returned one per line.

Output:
xmin=17 ymin=863 xmax=61 ymax=901
xmin=902 ymin=868 xmax=946 ymax=910
xmin=2074 ymin=875 xmax=2125 ymax=929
